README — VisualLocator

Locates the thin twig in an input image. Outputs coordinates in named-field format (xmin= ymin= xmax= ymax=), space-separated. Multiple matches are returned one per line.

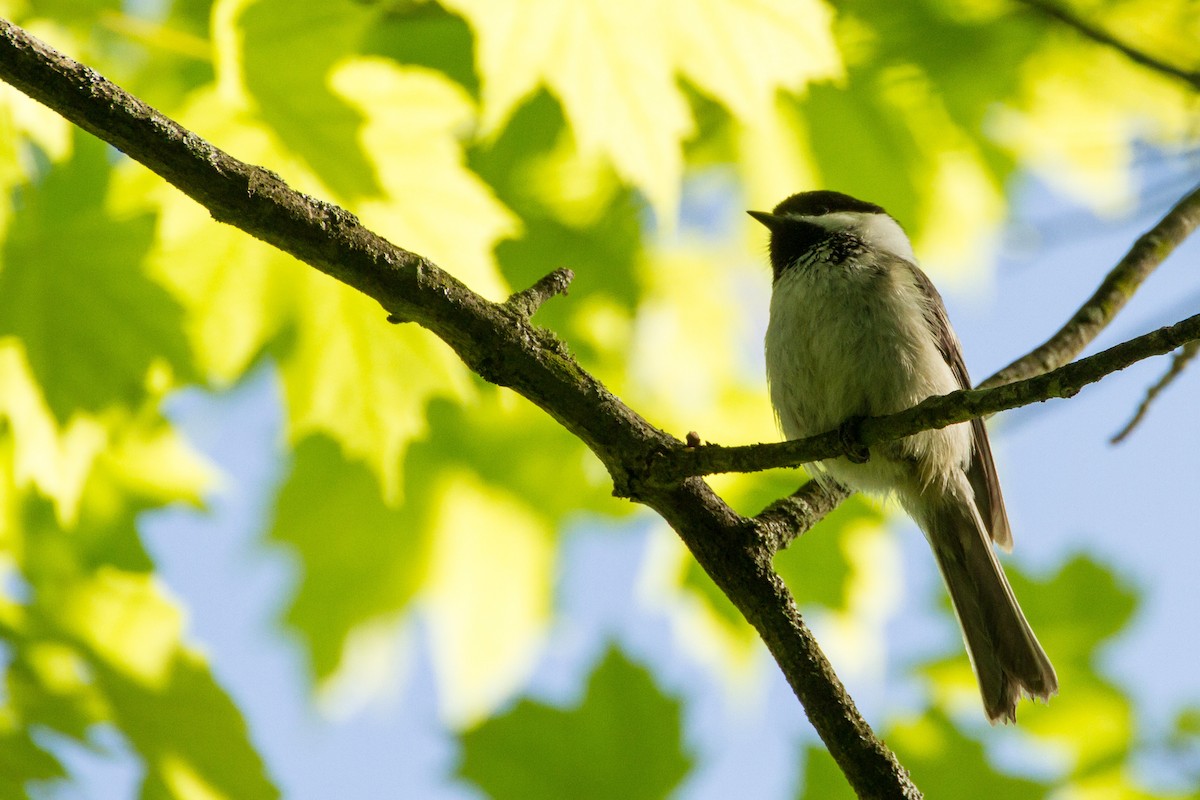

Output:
xmin=755 ymin=481 xmax=852 ymax=555
xmin=1112 ymin=339 xmax=1200 ymax=443
xmin=651 ymin=313 xmax=1200 ymax=481
xmin=504 ymin=268 xmax=574 ymax=319
xmin=983 ymin=182 xmax=1200 ymax=389
xmin=1015 ymin=0 xmax=1200 ymax=92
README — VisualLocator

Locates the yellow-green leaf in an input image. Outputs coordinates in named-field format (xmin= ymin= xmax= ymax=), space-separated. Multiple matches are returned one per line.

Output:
xmin=279 ymin=273 xmax=471 ymax=502
xmin=422 ymin=470 xmax=554 ymax=727
xmin=0 ymin=343 xmax=106 ymax=527
xmin=445 ymin=0 xmax=840 ymax=220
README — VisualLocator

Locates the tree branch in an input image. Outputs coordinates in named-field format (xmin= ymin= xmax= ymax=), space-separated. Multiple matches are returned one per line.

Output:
xmin=983 ymin=181 xmax=1200 ymax=389
xmin=0 ymin=20 xmax=920 ymax=797
xmin=651 ymin=312 xmax=1200 ymax=482
xmin=503 ymin=267 xmax=575 ymax=319
xmin=755 ymin=481 xmax=853 ymax=555
xmin=1111 ymin=338 xmax=1200 ymax=444
xmin=1014 ymin=0 xmax=1200 ymax=92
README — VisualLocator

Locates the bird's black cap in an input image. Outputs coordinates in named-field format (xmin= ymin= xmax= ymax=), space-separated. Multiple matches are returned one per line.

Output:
xmin=748 ymin=191 xmax=887 ymax=281
xmin=764 ymin=190 xmax=886 ymax=220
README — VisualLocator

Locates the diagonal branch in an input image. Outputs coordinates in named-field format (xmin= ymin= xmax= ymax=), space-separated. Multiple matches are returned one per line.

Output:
xmin=1014 ymin=0 xmax=1200 ymax=92
xmin=0 ymin=20 xmax=919 ymax=798
xmin=755 ymin=481 xmax=853 ymax=554
xmin=650 ymin=312 xmax=1200 ymax=485
xmin=503 ymin=267 xmax=576 ymax=319
xmin=983 ymin=182 xmax=1200 ymax=389
xmin=1111 ymin=338 xmax=1200 ymax=443
xmin=8 ymin=16 xmax=1191 ymax=795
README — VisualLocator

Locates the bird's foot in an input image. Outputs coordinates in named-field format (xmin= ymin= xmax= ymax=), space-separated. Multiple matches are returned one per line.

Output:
xmin=838 ymin=416 xmax=870 ymax=464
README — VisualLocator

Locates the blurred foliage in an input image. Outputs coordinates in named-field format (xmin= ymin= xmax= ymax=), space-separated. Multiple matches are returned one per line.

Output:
xmin=458 ymin=648 xmax=691 ymax=799
xmin=802 ymin=556 xmax=1200 ymax=799
xmin=0 ymin=0 xmax=1197 ymax=796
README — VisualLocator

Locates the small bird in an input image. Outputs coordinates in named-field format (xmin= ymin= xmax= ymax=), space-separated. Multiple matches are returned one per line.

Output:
xmin=750 ymin=190 xmax=1057 ymax=723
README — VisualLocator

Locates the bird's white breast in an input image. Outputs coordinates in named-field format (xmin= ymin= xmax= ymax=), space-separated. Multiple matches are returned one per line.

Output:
xmin=764 ymin=248 xmax=970 ymax=496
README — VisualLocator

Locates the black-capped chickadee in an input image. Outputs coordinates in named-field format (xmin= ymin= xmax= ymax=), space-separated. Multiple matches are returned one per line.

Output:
xmin=750 ymin=190 xmax=1057 ymax=723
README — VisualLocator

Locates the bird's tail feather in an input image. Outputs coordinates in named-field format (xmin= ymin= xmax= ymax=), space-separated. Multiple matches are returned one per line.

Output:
xmin=919 ymin=495 xmax=1058 ymax=723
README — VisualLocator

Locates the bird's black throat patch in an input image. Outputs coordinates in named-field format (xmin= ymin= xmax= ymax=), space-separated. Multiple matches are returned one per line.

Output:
xmin=771 ymin=227 xmax=865 ymax=282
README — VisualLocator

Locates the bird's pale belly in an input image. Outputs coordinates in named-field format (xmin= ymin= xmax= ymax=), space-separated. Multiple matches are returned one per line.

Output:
xmin=765 ymin=265 xmax=970 ymax=497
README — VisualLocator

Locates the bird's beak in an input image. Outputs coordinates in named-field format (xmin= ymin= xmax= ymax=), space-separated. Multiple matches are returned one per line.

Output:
xmin=747 ymin=210 xmax=785 ymax=230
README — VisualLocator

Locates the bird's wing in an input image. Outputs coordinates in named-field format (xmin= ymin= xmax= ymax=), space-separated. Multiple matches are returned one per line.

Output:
xmin=907 ymin=263 xmax=1014 ymax=551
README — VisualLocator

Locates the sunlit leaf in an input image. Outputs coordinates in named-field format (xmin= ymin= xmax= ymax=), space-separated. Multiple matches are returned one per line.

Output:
xmin=2 ymin=554 xmax=276 ymax=799
xmin=222 ymin=0 xmax=516 ymax=296
xmin=423 ymin=470 xmax=555 ymax=726
xmin=55 ymin=569 xmax=183 ymax=688
xmin=94 ymin=413 xmax=215 ymax=512
xmin=141 ymin=88 xmax=298 ymax=384
xmin=20 ymin=466 xmax=150 ymax=581
xmin=992 ymin=36 xmax=1197 ymax=212
xmin=642 ymin=526 xmax=762 ymax=673
xmin=0 ymin=80 xmax=71 ymax=236
xmin=1009 ymin=555 xmax=1137 ymax=674
xmin=415 ymin=391 xmax=615 ymax=523
xmin=362 ymin=4 xmax=478 ymax=96
xmin=227 ymin=0 xmax=378 ymax=199
xmin=278 ymin=273 xmax=472 ymax=502
xmin=773 ymin=492 xmax=884 ymax=610
xmin=795 ymin=744 xmax=856 ymax=800
xmin=158 ymin=0 xmax=518 ymax=497
xmin=838 ymin=0 xmax=1041 ymax=145
xmin=443 ymin=0 xmax=690 ymax=220
xmin=924 ymin=555 xmax=1140 ymax=768
xmin=153 ymin=61 xmax=508 ymax=495
xmin=1063 ymin=767 xmax=1193 ymax=800
xmin=97 ymin=651 xmax=278 ymax=800
xmin=1007 ymin=556 xmax=1139 ymax=768
xmin=3 ymin=618 xmax=106 ymax=744
xmin=892 ymin=712 xmax=1048 ymax=798
xmin=0 ymin=343 xmax=106 ymax=526
xmin=444 ymin=0 xmax=840 ymax=220
xmin=666 ymin=0 xmax=841 ymax=120
xmin=469 ymin=91 xmax=645 ymax=381
xmin=629 ymin=245 xmax=775 ymax=441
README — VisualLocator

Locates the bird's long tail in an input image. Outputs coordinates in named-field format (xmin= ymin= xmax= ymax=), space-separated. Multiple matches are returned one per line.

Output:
xmin=916 ymin=491 xmax=1058 ymax=723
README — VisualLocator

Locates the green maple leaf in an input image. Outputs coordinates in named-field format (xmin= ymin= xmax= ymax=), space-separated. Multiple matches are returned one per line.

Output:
xmin=444 ymin=0 xmax=841 ymax=220
xmin=0 ymin=134 xmax=195 ymax=422
xmin=458 ymin=648 xmax=692 ymax=800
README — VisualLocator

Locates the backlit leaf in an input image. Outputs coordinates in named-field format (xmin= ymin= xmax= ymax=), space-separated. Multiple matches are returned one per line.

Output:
xmin=445 ymin=0 xmax=840 ymax=220
xmin=278 ymin=273 xmax=471 ymax=503
xmin=422 ymin=470 xmax=555 ymax=726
